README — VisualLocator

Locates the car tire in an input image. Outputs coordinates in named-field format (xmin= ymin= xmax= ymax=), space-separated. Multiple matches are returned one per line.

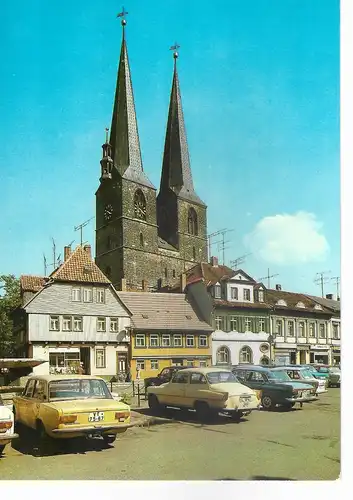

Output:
xmin=261 ymin=395 xmax=276 ymax=411
xmin=194 ymin=401 xmax=211 ymax=422
xmin=148 ymin=394 xmax=161 ymax=412
xmin=103 ymin=435 xmax=116 ymax=445
xmin=283 ymin=402 xmax=295 ymax=409
xmin=0 ymin=445 xmax=5 ymax=455
xmin=36 ymin=421 xmax=54 ymax=456
xmin=231 ymin=411 xmax=243 ymax=422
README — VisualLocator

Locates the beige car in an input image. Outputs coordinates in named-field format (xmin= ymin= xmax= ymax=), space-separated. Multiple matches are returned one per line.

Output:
xmin=147 ymin=367 xmax=260 ymax=421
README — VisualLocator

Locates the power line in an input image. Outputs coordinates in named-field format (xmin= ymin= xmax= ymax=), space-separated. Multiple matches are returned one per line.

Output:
xmin=257 ymin=268 xmax=279 ymax=289
xmin=314 ymin=270 xmax=331 ymax=298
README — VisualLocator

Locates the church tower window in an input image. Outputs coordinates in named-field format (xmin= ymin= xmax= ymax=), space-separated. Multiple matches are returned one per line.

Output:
xmin=134 ymin=189 xmax=147 ymax=220
xmin=139 ymin=233 xmax=144 ymax=247
xmin=188 ymin=208 xmax=198 ymax=235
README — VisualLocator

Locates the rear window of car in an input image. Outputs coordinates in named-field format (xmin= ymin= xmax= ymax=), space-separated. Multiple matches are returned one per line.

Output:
xmin=49 ymin=379 xmax=112 ymax=401
xmin=207 ymin=372 xmax=238 ymax=384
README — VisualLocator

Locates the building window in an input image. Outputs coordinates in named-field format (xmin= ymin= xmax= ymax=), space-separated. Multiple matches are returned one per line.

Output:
xmin=110 ymin=318 xmax=119 ymax=333
xmin=260 ymin=356 xmax=270 ymax=365
xmin=214 ymin=285 xmax=221 ymax=299
xmin=96 ymin=289 xmax=105 ymax=303
xmin=97 ymin=317 xmax=106 ymax=332
xmin=136 ymin=359 xmax=145 ymax=370
xmin=186 ymin=335 xmax=195 ymax=347
xmin=139 ymin=233 xmax=144 ymax=247
xmin=187 ymin=207 xmax=198 ymax=235
xmin=164 ymin=268 xmax=168 ymax=278
xmin=135 ymin=334 xmax=146 ymax=347
xmin=319 ymin=324 xmax=326 ymax=339
xmin=230 ymin=316 xmax=237 ymax=331
xmin=243 ymin=288 xmax=251 ymax=301
xmin=173 ymin=269 xmax=176 ymax=278
xmin=162 ymin=334 xmax=171 ymax=347
xmin=239 ymin=346 xmax=253 ymax=364
xmin=258 ymin=290 xmax=264 ymax=302
xmin=73 ymin=316 xmax=83 ymax=332
xmin=150 ymin=334 xmax=159 ymax=347
xmin=62 ymin=316 xmax=72 ymax=332
xmin=215 ymin=316 xmax=224 ymax=330
xmin=83 ymin=288 xmax=93 ymax=303
xmin=199 ymin=335 xmax=208 ymax=347
xmin=244 ymin=317 xmax=252 ymax=331
xmin=259 ymin=318 xmax=266 ymax=332
xmin=186 ymin=360 xmax=194 ymax=367
xmin=172 ymin=359 xmax=184 ymax=366
xmin=199 ymin=360 xmax=207 ymax=368
xmin=49 ymin=316 xmax=60 ymax=331
xmin=173 ymin=335 xmax=182 ymax=347
xmin=150 ymin=360 xmax=159 ymax=370
xmin=287 ymin=321 xmax=294 ymax=337
xmin=72 ymin=288 xmax=81 ymax=302
xmin=134 ymin=189 xmax=147 ymax=220
xmin=95 ymin=349 xmax=106 ymax=369
xmin=309 ymin=323 xmax=316 ymax=338
xmin=332 ymin=324 xmax=339 ymax=339
xmin=275 ymin=320 xmax=283 ymax=335
xmin=299 ymin=322 xmax=305 ymax=337
xmin=230 ymin=287 xmax=238 ymax=300
xmin=216 ymin=346 xmax=230 ymax=365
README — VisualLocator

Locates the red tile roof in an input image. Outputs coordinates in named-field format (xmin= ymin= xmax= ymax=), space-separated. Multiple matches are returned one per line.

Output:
xmin=50 ymin=246 xmax=111 ymax=284
xmin=20 ymin=275 xmax=47 ymax=292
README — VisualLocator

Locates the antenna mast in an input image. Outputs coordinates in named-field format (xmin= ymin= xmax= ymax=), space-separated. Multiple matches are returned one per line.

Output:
xmin=314 ymin=271 xmax=331 ymax=298
xmin=230 ymin=253 xmax=252 ymax=270
xmin=257 ymin=268 xmax=279 ymax=289
xmin=331 ymin=276 xmax=340 ymax=300
xmin=74 ymin=217 xmax=94 ymax=246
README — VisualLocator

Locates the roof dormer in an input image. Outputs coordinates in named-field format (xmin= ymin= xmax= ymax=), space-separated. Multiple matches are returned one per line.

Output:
xmin=296 ymin=301 xmax=305 ymax=308
xmin=276 ymin=299 xmax=287 ymax=307
xmin=314 ymin=303 xmax=323 ymax=310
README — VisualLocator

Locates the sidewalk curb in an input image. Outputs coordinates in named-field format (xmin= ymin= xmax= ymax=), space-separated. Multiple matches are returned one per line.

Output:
xmin=130 ymin=411 xmax=172 ymax=428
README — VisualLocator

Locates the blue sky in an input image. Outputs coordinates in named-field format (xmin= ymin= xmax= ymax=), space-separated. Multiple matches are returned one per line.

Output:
xmin=0 ymin=0 xmax=340 ymax=296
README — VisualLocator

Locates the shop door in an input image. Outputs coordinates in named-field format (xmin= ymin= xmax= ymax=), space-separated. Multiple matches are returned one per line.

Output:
xmin=80 ymin=347 xmax=91 ymax=374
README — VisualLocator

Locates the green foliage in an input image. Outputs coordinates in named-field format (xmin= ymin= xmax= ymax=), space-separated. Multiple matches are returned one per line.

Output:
xmin=119 ymin=392 xmax=132 ymax=405
xmin=0 ymin=275 xmax=21 ymax=357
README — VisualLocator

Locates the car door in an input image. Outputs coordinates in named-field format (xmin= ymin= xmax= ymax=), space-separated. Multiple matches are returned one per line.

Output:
xmin=186 ymin=373 xmax=210 ymax=407
xmin=159 ymin=371 xmax=189 ymax=407
xmin=26 ymin=379 xmax=46 ymax=429
xmin=15 ymin=379 xmax=36 ymax=426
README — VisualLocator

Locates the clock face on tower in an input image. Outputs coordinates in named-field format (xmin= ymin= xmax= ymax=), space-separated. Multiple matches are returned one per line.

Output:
xmin=104 ymin=204 xmax=114 ymax=221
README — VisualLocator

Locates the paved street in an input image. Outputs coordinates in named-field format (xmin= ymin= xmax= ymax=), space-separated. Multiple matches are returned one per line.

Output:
xmin=0 ymin=389 xmax=340 ymax=481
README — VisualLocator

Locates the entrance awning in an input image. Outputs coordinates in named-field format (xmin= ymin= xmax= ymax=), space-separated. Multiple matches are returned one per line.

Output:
xmin=0 ymin=358 xmax=46 ymax=369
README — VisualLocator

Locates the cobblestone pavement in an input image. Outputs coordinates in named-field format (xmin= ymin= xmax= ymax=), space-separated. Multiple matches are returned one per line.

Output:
xmin=0 ymin=389 xmax=340 ymax=481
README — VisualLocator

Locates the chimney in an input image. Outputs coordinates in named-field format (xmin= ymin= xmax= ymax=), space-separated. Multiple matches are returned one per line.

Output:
xmin=83 ymin=244 xmax=92 ymax=259
xmin=210 ymin=256 xmax=219 ymax=267
xmin=64 ymin=246 xmax=71 ymax=261
xmin=275 ymin=284 xmax=282 ymax=291
xmin=121 ymin=278 xmax=127 ymax=292
xmin=180 ymin=273 xmax=187 ymax=292
xmin=326 ymin=293 xmax=333 ymax=300
xmin=142 ymin=280 xmax=148 ymax=292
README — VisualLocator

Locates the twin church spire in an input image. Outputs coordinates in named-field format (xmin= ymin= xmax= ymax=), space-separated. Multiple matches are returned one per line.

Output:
xmin=101 ymin=13 xmax=202 ymax=202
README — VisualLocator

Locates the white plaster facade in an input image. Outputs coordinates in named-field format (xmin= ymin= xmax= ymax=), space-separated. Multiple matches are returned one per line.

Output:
xmin=212 ymin=331 xmax=270 ymax=366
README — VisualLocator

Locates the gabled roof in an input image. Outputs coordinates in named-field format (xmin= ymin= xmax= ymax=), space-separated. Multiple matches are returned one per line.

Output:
xmin=307 ymin=295 xmax=341 ymax=313
xmin=185 ymin=262 xmax=235 ymax=287
xmin=266 ymin=289 xmax=332 ymax=314
xmin=229 ymin=269 xmax=257 ymax=283
xmin=117 ymin=291 xmax=213 ymax=332
xmin=50 ymin=246 xmax=110 ymax=284
xmin=20 ymin=275 xmax=47 ymax=293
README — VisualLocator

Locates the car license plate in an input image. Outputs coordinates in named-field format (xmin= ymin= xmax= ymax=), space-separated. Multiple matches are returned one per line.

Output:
xmin=88 ymin=411 xmax=104 ymax=422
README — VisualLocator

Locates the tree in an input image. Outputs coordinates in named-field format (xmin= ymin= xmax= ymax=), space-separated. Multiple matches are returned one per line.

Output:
xmin=0 ymin=275 xmax=21 ymax=357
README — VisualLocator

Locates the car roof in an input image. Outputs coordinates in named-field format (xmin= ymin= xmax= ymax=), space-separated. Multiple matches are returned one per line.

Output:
xmin=232 ymin=365 xmax=271 ymax=372
xmin=272 ymin=365 xmax=307 ymax=370
xmin=26 ymin=374 xmax=105 ymax=383
xmin=176 ymin=367 xmax=232 ymax=374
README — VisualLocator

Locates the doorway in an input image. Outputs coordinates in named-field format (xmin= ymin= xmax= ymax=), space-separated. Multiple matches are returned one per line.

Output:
xmin=80 ymin=347 xmax=91 ymax=374
xmin=300 ymin=351 xmax=307 ymax=365
xmin=116 ymin=352 xmax=128 ymax=377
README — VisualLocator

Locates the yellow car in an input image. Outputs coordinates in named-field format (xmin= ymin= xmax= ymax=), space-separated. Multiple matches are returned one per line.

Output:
xmin=147 ymin=367 xmax=260 ymax=421
xmin=13 ymin=375 xmax=131 ymax=448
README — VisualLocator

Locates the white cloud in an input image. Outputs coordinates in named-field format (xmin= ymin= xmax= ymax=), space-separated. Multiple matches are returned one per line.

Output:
xmin=244 ymin=211 xmax=329 ymax=265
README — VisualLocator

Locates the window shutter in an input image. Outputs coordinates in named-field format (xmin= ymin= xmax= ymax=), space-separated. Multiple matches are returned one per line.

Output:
xmin=253 ymin=317 xmax=259 ymax=334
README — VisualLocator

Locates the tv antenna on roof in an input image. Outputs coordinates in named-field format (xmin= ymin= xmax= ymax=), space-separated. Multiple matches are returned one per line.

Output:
xmin=314 ymin=270 xmax=331 ymax=298
xmin=230 ymin=253 xmax=252 ymax=270
xmin=331 ymin=276 xmax=340 ymax=300
xmin=257 ymin=268 xmax=279 ymax=289
xmin=74 ymin=217 xmax=94 ymax=246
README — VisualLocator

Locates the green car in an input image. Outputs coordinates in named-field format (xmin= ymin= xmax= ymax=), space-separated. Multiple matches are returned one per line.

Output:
xmin=302 ymin=365 xmax=328 ymax=381
xmin=232 ymin=365 xmax=317 ymax=411
xmin=327 ymin=367 xmax=341 ymax=388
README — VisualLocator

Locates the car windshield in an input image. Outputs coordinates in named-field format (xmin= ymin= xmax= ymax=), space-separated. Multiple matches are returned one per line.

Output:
xmin=300 ymin=369 xmax=314 ymax=379
xmin=267 ymin=370 xmax=292 ymax=382
xmin=49 ymin=379 xmax=112 ymax=401
xmin=317 ymin=367 xmax=329 ymax=373
xmin=206 ymin=371 xmax=238 ymax=384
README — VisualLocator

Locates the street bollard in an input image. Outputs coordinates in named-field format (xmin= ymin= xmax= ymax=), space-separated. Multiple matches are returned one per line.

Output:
xmin=132 ymin=380 xmax=135 ymax=397
xmin=137 ymin=382 xmax=141 ymax=407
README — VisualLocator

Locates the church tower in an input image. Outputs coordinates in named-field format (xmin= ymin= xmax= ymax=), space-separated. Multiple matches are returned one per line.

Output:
xmin=95 ymin=13 xmax=158 ymax=289
xmin=157 ymin=47 xmax=208 ymax=265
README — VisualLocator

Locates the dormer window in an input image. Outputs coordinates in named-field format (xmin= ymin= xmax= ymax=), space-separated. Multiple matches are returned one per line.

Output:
xmin=314 ymin=304 xmax=323 ymax=310
xmin=296 ymin=301 xmax=305 ymax=308
xmin=243 ymin=288 xmax=251 ymax=301
xmin=276 ymin=299 xmax=287 ymax=307
xmin=258 ymin=290 xmax=264 ymax=302
xmin=214 ymin=285 xmax=221 ymax=299
xmin=230 ymin=287 xmax=238 ymax=300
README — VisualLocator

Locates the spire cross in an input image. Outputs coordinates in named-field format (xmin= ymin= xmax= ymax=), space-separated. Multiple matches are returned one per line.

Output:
xmin=117 ymin=6 xmax=128 ymax=25
xmin=170 ymin=42 xmax=180 ymax=59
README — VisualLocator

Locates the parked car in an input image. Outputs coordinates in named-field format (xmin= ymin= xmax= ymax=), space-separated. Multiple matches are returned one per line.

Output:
xmin=13 ymin=375 xmax=131 ymax=450
xmin=147 ymin=367 xmax=260 ymax=421
xmin=144 ymin=366 xmax=185 ymax=389
xmin=328 ymin=367 xmax=341 ymax=387
xmin=272 ymin=366 xmax=327 ymax=395
xmin=302 ymin=364 xmax=328 ymax=381
xmin=232 ymin=365 xmax=317 ymax=410
xmin=312 ymin=365 xmax=330 ymax=380
xmin=0 ymin=395 xmax=18 ymax=455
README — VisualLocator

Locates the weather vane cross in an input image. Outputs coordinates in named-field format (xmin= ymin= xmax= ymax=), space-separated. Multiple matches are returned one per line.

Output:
xmin=117 ymin=6 xmax=128 ymax=24
xmin=170 ymin=42 xmax=180 ymax=59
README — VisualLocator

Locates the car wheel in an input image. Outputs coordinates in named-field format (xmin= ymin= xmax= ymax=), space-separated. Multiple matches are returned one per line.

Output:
xmin=261 ymin=395 xmax=276 ymax=411
xmin=194 ymin=401 xmax=211 ymax=422
xmin=283 ymin=402 xmax=295 ymax=409
xmin=36 ymin=421 xmax=54 ymax=455
xmin=0 ymin=444 xmax=5 ymax=455
xmin=231 ymin=411 xmax=243 ymax=422
xmin=148 ymin=394 xmax=161 ymax=412
xmin=103 ymin=435 xmax=116 ymax=445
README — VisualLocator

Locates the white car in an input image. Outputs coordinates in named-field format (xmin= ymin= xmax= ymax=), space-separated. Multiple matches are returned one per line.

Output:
xmin=147 ymin=367 xmax=260 ymax=421
xmin=0 ymin=395 xmax=18 ymax=455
